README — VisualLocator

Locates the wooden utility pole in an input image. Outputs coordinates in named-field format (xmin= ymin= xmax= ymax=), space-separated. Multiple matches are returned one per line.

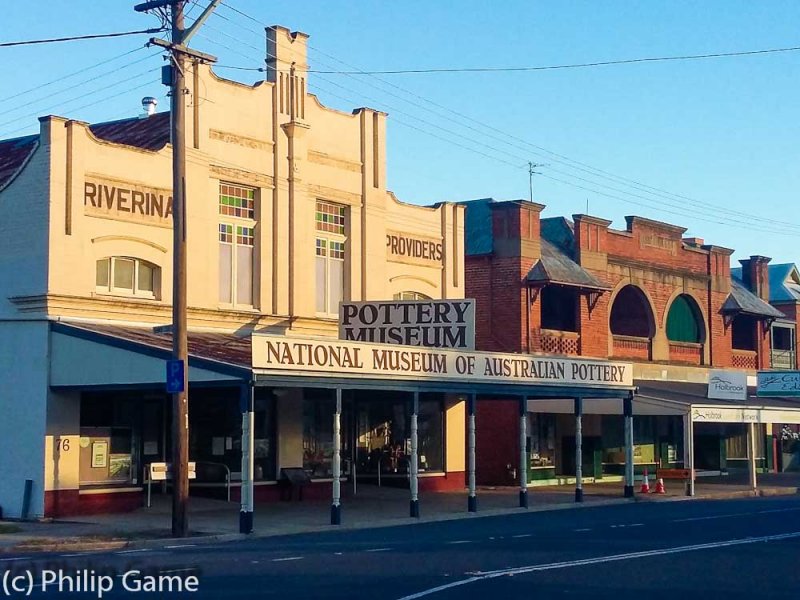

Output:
xmin=135 ymin=0 xmax=218 ymax=538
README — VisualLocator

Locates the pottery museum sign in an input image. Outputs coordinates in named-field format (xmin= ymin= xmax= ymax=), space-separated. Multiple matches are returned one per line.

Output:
xmin=84 ymin=176 xmax=173 ymax=227
xmin=757 ymin=371 xmax=800 ymax=397
xmin=339 ymin=299 xmax=475 ymax=350
xmin=252 ymin=334 xmax=633 ymax=388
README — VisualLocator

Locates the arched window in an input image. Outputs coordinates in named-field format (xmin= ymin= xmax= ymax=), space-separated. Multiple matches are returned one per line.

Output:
xmin=393 ymin=291 xmax=432 ymax=300
xmin=610 ymin=285 xmax=653 ymax=338
xmin=96 ymin=257 xmax=160 ymax=299
xmin=666 ymin=295 xmax=703 ymax=343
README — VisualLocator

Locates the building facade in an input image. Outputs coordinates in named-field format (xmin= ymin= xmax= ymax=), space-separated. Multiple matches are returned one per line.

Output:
xmin=0 ymin=27 xmax=468 ymax=518
xmin=462 ymin=199 xmax=791 ymax=485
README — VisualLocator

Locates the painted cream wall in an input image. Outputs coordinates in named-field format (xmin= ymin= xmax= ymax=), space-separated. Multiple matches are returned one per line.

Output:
xmin=445 ymin=396 xmax=466 ymax=473
xmin=5 ymin=26 xmax=465 ymax=334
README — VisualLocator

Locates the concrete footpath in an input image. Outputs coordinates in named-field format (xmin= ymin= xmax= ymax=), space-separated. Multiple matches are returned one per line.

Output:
xmin=1 ymin=473 xmax=798 ymax=553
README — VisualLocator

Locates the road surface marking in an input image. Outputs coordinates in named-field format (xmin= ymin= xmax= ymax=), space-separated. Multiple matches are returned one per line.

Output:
xmin=447 ymin=540 xmax=471 ymax=545
xmin=159 ymin=568 xmax=196 ymax=574
xmin=397 ymin=531 xmax=800 ymax=600
xmin=60 ymin=553 xmax=88 ymax=557
xmin=512 ymin=534 xmax=532 ymax=539
xmin=628 ymin=524 xmax=644 ymax=527
xmin=272 ymin=556 xmax=304 ymax=562
xmin=366 ymin=548 xmax=392 ymax=552
xmin=165 ymin=544 xmax=197 ymax=549
xmin=116 ymin=549 xmax=150 ymax=554
xmin=334 ymin=552 xmax=343 ymax=556
xmin=574 ymin=528 xmax=591 ymax=532
xmin=0 ymin=557 xmax=30 ymax=562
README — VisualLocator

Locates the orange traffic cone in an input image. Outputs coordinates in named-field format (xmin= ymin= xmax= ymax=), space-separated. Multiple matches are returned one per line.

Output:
xmin=639 ymin=469 xmax=650 ymax=493
xmin=653 ymin=478 xmax=666 ymax=494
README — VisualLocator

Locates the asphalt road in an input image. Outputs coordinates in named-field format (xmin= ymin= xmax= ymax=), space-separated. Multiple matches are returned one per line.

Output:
xmin=3 ymin=495 xmax=800 ymax=599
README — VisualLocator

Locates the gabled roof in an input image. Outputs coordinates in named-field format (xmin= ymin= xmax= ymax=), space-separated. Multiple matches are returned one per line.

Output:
xmin=89 ymin=111 xmax=171 ymax=151
xmin=0 ymin=134 xmax=38 ymax=191
xmin=722 ymin=277 xmax=786 ymax=319
xmin=526 ymin=238 xmax=610 ymax=290
xmin=0 ymin=113 xmax=170 ymax=192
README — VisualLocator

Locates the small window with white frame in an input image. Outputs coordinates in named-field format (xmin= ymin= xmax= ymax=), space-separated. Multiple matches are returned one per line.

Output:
xmin=95 ymin=257 xmax=159 ymax=299
xmin=315 ymin=200 xmax=346 ymax=316
xmin=218 ymin=182 xmax=257 ymax=308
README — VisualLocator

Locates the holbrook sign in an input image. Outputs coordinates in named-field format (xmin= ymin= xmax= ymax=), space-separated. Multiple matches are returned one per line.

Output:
xmin=252 ymin=334 xmax=633 ymax=388
xmin=84 ymin=177 xmax=173 ymax=227
xmin=339 ymin=300 xmax=475 ymax=350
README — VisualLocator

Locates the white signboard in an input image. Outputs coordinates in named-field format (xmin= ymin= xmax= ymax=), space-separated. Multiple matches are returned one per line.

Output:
xmin=691 ymin=406 xmax=800 ymax=425
xmin=252 ymin=334 xmax=633 ymax=388
xmin=757 ymin=371 xmax=800 ymax=397
xmin=707 ymin=370 xmax=748 ymax=401
xmin=339 ymin=299 xmax=476 ymax=350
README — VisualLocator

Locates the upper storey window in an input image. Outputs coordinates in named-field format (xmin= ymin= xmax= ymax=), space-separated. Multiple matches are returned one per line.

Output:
xmin=315 ymin=200 xmax=346 ymax=316
xmin=96 ymin=257 xmax=159 ymax=299
xmin=219 ymin=182 xmax=257 ymax=308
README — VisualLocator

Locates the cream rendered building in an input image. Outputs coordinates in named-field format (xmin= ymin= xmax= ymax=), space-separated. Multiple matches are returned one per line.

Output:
xmin=0 ymin=27 xmax=467 ymax=518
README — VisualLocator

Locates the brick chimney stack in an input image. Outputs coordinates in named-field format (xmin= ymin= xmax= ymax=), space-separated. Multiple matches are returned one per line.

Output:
xmin=739 ymin=255 xmax=771 ymax=301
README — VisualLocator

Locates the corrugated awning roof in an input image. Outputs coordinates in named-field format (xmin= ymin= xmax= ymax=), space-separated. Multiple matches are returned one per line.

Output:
xmin=637 ymin=379 xmax=800 ymax=410
xmin=526 ymin=238 xmax=610 ymax=290
xmin=52 ymin=321 xmax=251 ymax=376
xmin=722 ymin=278 xmax=786 ymax=319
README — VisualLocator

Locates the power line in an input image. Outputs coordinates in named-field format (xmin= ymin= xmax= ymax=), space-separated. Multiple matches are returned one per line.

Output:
xmin=0 ymin=46 xmax=148 ymax=106
xmin=215 ymin=44 xmax=800 ymax=75
xmin=200 ymin=4 xmax=800 ymax=235
xmin=0 ymin=28 xmax=166 ymax=48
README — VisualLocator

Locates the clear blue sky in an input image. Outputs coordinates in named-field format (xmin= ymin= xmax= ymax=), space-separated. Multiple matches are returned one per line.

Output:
xmin=2 ymin=1 xmax=798 ymax=263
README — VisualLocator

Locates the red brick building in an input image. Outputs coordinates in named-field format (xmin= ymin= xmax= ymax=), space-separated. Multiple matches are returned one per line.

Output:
xmin=462 ymin=199 xmax=787 ymax=485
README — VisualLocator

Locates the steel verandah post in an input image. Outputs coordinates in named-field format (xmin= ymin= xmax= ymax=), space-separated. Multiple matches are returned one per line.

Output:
xmin=410 ymin=391 xmax=420 ymax=518
xmin=468 ymin=393 xmax=477 ymax=512
xmin=331 ymin=388 xmax=342 ymax=525
xmin=748 ymin=422 xmax=758 ymax=491
xmin=239 ymin=384 xmax=254 ymax=534
xmin=519 ymin=396 xmax=528 ymax=508
xmin=624 ymin=396 xmax=634 ymax=498
xmin=575 ymin=397 xmax=583 ymax=503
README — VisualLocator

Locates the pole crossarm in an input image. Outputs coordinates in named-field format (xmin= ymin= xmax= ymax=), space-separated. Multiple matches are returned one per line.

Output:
xmin=148 ymin=37 xmax=218 ymax=62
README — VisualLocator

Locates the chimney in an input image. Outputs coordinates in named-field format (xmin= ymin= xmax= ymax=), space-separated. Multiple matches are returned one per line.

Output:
xmin=683 ymin=237 xmax=704 ymax=247
xmin=140 ymin=96 xmax=158 ymax=118
xmin=739 ymin=255 xmax=771 ymax=301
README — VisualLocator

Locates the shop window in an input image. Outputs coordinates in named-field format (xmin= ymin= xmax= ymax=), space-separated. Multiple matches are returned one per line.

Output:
xmin=610 ymin=285 xmax=654 ymax=338
xmin=218 ymin=182 xmax=257 ymax=307
xmin=353 ymin=393 xmax=444 ymax=475
xmin=540 ymin=285 xmax=578 ymax=332
xmin=393 ymin=291 xmax=432 ymax=301
xmin=726 ymin=425 xmax=764 ymax=459
xmin=315 ymin=200 xmax=347 ymax=316
xmin=95 ymin=257 xmax=159 ymax=299
xmin=529 ymin=413 xmax=556 ymax=468
xmin=302 ymin=390 xmax=351 ymax=479
xmin=80 ymin=394 xmax=142 ymax=487
xmin=732 ymin=315 xmax=757 ymax=350
xmin=666 ymin=295 xmax=703 ymax=343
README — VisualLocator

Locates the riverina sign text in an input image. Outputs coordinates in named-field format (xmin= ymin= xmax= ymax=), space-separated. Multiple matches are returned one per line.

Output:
xmin=84 ymin=178 xmax=173 ymax=226
xmin=252 ymin=334 xmax=633 ymax=388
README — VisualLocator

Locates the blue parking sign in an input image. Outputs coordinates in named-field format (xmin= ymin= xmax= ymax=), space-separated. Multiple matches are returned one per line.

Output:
xmin=166 ymin=359 xmax=185 ymax=393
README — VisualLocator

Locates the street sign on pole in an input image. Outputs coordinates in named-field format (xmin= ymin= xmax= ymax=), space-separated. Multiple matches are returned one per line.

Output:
xmin=166 ymin=359 xmax=185 ymax=394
